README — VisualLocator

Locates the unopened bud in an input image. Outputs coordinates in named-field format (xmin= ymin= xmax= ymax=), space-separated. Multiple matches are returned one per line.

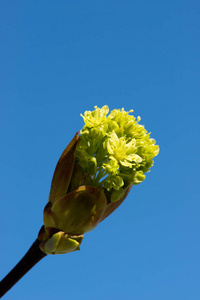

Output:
xmin=39 ymin=231 xmax=84 ymax=255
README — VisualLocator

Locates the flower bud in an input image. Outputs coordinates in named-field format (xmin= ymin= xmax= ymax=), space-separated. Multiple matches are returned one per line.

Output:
xmin=39 ymin=231 xmax=83 ymax=255
xmin=38 ymin=106 xmax=159 ymax=255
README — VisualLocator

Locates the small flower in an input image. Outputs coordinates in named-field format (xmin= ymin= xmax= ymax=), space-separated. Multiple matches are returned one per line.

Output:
xmin=106 ymin=131 xmax=142 ymax=167
xmin=81 ymin=105 xmax=109 ymax=128
xmin=38 ymin=106 xmax=159 ymax=254
xmin=73 ymin=105 xmax=159 ymax=201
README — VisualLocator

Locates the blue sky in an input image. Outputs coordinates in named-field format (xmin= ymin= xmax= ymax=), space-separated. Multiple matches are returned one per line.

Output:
xmin=0 ymin=1 xmax=199 ymax=299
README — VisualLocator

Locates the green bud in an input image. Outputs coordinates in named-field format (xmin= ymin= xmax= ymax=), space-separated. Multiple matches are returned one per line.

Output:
xmin=38 ymin=106 xmax=159 ymax=255
xmin=39 ymin=231 xmax=83 ymax=255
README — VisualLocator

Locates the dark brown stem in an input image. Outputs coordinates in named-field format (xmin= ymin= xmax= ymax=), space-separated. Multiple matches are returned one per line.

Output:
xmin=0 ymin=239 xmax=46 ymax=298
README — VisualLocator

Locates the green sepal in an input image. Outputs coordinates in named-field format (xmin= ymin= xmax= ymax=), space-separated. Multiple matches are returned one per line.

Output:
xmin=38 ymin=225 xmax=59 ymax=242
xmin=39 ymin=231 xmax=84 ymax=255
xmin=100 ymin=184 xmax=133 ymax=222
xmin=49 ymin=132 xmax=79 ymax=204
xmin=43 ymin=202 xmax=57 ymax=228
xmin=51 ymin=186 xmax=107 ymax=235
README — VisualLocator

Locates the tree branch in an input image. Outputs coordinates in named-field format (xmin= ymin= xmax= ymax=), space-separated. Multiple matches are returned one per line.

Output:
xmin=0 ymin=239 xmax=46 ymax=298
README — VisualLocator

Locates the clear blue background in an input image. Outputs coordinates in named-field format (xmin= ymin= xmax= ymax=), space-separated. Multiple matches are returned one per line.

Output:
xmin=0 ymin=1 xmax=199 ymax=299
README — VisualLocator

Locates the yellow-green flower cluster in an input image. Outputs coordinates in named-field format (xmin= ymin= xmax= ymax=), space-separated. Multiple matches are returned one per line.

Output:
xmin=72 ymin=106 xmax=159 ymax=202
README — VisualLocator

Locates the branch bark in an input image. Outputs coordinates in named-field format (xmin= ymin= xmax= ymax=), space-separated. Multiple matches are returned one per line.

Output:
xmin=0 ymin=239 xmax=46 ymax=298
